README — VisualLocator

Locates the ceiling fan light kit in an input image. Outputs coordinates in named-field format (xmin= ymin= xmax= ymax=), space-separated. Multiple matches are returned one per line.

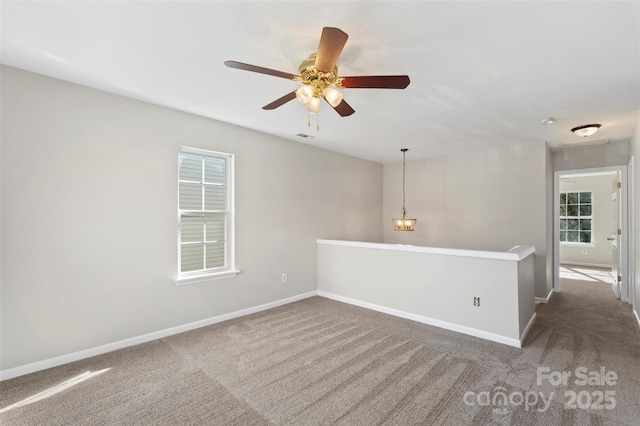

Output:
xmin=225 ymin=27 xmax=410 ymax=130
xmin=294 ymin=52 xmax=344 ymax=129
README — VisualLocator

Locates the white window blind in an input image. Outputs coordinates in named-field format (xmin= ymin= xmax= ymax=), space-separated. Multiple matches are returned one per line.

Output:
xmin=178 ymin=147 xmax=235 ymax=283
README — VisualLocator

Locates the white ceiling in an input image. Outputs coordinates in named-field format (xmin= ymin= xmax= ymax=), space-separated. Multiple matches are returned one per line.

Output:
xmin=2 ymin=1 xmax=639 ymax=163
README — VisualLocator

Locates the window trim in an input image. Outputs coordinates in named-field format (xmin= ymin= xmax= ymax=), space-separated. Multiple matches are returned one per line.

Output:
xmin=559 ymin=190 xmax=594 ymax=245
xmin=176 ymin=146 xmax=238 ymax=285
xmin=560 ymin=242 xmax=597 ymax=248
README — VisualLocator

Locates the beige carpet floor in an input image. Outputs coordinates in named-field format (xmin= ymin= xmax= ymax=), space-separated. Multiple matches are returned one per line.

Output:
xmin=1 ymin=265 xmax=639 ymax=425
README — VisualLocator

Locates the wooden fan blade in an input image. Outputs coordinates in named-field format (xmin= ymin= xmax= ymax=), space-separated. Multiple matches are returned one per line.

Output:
xmin=224 ymin=60 xmax=297 ymax=80
xmin=263 ymin=91 xmax=297 ymax=110
xmin=314 ymin=27 xmax=348 ymax=73
xmin=324 ymin=97 xmax=355 ymax=117
xmin=338 ymin=75 xmax=410 ymax=89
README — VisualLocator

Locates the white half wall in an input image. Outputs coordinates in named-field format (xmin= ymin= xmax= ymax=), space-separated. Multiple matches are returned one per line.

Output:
xmin=383 ymin=142 xmax=550 ymax=298
xmin=317 ymin=240 xmax=536 ymax=346
xmin=0 ymin=66 xmax=383 ymax=371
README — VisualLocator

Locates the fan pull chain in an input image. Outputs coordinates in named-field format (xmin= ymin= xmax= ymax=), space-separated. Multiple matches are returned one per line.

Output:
xmin=306 ymin=111 xmax=320 ymax=131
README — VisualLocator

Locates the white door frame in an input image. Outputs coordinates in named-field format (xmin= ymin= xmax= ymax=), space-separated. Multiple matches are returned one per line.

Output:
xmin=553 ymin=165 xmax=630 ymax=303
xmin=628 ymin=156 xmax=635 ymax=311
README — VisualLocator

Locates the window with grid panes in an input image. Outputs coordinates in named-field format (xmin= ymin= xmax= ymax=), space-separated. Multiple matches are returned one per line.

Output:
xmin=177 ymin=147 xmax=236 ymax=283
xmin=559 ymin=191 xmax=592 ymax=243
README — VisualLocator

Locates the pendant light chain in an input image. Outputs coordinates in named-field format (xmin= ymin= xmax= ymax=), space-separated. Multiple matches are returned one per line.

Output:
xmin=402 ymin=148 xmax=407 ymax=218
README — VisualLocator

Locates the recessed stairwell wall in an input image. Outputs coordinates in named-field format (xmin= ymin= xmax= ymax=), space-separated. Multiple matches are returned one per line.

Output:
xmin=382 ymin=142 xmax=551 ymax=299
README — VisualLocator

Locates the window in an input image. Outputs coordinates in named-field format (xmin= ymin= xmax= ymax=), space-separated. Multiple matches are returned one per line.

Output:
xmin=177 ymin=147 xmax=237 ymax=284
xmin=559 ymin=191 xmax=592 ymax=243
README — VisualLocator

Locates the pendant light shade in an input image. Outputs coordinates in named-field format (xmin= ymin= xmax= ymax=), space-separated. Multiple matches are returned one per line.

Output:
xmin=323 ymin=87 xmax=343 ymax=107
xmin=306 ymin=96 xmax=320 ymax=114
xmin=296 ymin=85 xmax=314 ymax=104
xmin=394 ymin=215 xmax=417 ymax=231
xmin=393 ymin=148 xmax=416 ymax=231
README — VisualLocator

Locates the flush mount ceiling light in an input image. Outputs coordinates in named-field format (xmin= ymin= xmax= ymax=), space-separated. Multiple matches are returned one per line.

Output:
xmin=571 ymin=124 xmax=601 ymax=137
xmin=393 ymin=149 xmax=416 ymax=231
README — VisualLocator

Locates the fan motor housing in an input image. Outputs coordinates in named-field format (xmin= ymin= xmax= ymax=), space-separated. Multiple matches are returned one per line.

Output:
xmin=297 ymin=53 xmax=339 ymax=89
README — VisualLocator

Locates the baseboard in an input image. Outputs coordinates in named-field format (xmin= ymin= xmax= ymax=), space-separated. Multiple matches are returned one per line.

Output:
xmin=0 ymin=291 xmax=318 ymax=381
xmin=634 ymin=310 xmax=640 ymax=329
xmin=535 ymin=290 xmax=554 ymax=304
xmin=520 ymin=313 xmax=537 ymax=343
xmin=317 ymin=291 xmax=522 ymax=348
xmin=560 ymin=261 xmax=611 ymax=269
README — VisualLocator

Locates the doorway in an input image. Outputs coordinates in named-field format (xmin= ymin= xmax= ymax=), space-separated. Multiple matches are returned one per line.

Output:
xmin=553 ymin=165 xmax=630 ymax=303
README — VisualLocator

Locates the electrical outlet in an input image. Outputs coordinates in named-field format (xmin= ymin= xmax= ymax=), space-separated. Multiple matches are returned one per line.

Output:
xmin=281 ymin=273 xmax=288 ymax=283
xmin=473 ymin=297 xmax=480 ymax=307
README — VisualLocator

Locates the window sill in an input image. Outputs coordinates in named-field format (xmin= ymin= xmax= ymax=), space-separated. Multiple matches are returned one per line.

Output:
xmin=176 ymin=270 xmax=240 ymax=286
xmin=560 ymin=242 xmax=597 ymax=248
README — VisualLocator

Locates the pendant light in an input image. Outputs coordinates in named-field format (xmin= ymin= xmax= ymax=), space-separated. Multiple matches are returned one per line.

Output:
xmin=393 ymin=148 xmax=417 ymax=231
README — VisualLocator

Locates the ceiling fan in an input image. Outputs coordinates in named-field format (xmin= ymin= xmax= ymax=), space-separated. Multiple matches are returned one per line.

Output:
xmin=224 ymin=27 xmax=410 ymax=129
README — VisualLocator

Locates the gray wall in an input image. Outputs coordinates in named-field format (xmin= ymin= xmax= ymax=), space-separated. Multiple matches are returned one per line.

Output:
xmin=552 ymin=141 xmax=630 ymax=171
xmin=382 ymin=142 xmax=550 ymax=298
xmin=0 ymin=66 xmax=383 ymax=371
xmin=559 ymin=174 xmax=615 ymax=266
xmin=545 ymin=144 xmax=554 ymax=295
